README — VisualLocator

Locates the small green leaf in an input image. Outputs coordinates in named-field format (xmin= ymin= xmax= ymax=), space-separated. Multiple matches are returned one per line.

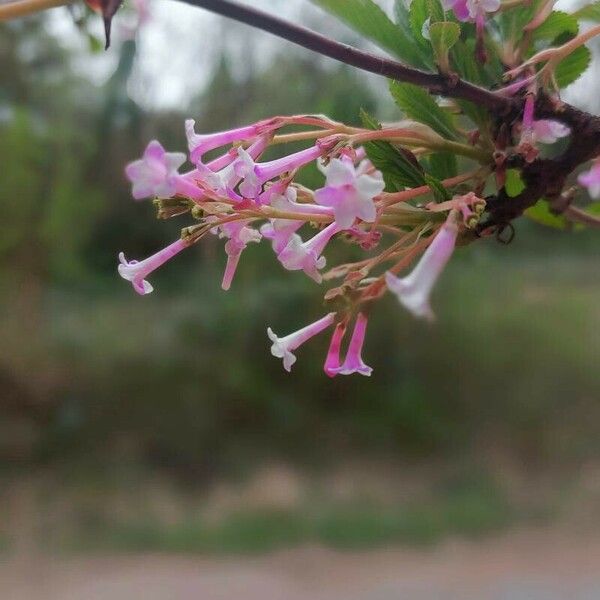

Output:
xmin=429 ymin=21 xmax=461 ymax=70
xmin=505 ymin=169 xmax=525 ymax=198
xmin=554 ymin=44 xmax=591 ymax=88
xmin=389 ymin=80 xmax=459 ymax=141
xmin=312 ymin=0 xmax=429 ymax=68
xmin=531 ymin=11 xmax=578 ymax=43
xmin=524 ymin=200 xmax=568 ymax=229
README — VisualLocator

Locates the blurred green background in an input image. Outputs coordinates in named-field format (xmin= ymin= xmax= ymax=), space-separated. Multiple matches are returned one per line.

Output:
xmin=1 ymin=5 xmax=599 ymax=558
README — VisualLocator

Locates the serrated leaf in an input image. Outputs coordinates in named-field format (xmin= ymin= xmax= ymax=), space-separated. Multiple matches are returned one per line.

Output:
xmin=554 ymin=44 xmax=591 ymax=88
xmin=497 ymin=0 xmax=544 ymax=43
xmin=389 ymin=80 xmax=459 ymax=141
xmin=427 ymin=152 xmax=458 ymax=180
xmin=524 ymin=199 xmax=568 ymax=229
xmin=409 ymin=0 xmax=444 ymax=42
xmin=360 ymin=109 xmax=427 ymax=190
xmin=531 ymin=11 xmax=578 ymax=42
xmin=429 ymin=21 xmax=460 ymax=70
xmin=573 ymin=1 xmax=600 ymax=22
xmin=312 ymin=0 xmax=429 ymax=68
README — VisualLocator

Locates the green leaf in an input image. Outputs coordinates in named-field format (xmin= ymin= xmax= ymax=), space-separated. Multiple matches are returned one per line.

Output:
xmin=497 ymin=0 xmax=544 ymax=43
xmin=524 ymin=200 xmax=568 ymax=229
xmin=312 ymin=0 xmax=428 ymax=68
xmin=427 ymin=152 xmax=458 ymax=180
xmin=504 ymin=169 xmax=525 ymax=198
xmin=531 ymin=11 xmax=578 ymax=43
xmin=428 ymin=21 xmax=461 ymax=70
xmin=389 ymin=80 xmax=459 ymax=141
xmin=554 ymin=44 xmax=591 ymax=88
xmin=586 ymin=201 xmax=600 ymax=216
xmin=573 ymin=1 xmax=600 ymax=22
xmin=409 ymin=0 xmax=444 ymax=42
xmin=360 ymin=109 xmax=427 ymax=190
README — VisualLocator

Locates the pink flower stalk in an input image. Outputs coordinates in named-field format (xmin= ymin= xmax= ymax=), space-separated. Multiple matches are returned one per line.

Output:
xmin=331 ymin=313 xmax=372 ymax=377
xmin=185 ymin=118 xmax=276 ymax=165
xmin=578 ymin=160 xmax=600 ymax=199
xmin=323 ymin=320 xmax=346 ymax=377
xmin=385 ymin=213 xmax=459 ymax=321
xmin=277 ymin=222 xmax=341 ymax=283
xmin=118 ymin=238 xmax=187 ymax=295
xmin=268 ymin=312 xmax=336 ymax=372
xmin=218 ymin=221 xmax=262 ymax=291
xmin=125 ymin=141 xmax=186 ymax=200
xmin=314 ymin=157 xmax=385 ymax=229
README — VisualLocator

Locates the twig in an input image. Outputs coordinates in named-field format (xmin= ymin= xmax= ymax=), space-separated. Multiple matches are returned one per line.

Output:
xmin=175 ymin=0 xmax=513 ymax=112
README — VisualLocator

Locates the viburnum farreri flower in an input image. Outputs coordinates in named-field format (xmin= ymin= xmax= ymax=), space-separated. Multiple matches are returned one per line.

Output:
xmin=385 ymin=212 xmax=459 ymax=322
xmin=268 ymin=312 xmax=336 ymax=372
xmin=118 ymin=238 xmax=188 ymax=295
xmin=125 ymin=140 xmax=186 ymax=200
xmin=315 ymin=157 xmax=385 ymax=229
xmin=578 ymin=161 xmax=600 ymax=199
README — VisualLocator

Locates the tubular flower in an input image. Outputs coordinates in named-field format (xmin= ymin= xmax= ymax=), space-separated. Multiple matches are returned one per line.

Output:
xmin=314 ymin=157 xmax=385 ymax=229
xmin=268 ymin=313 xmax=336 ymax=372
xmin=118 ymin=238 xmax=188 ymax=295
xmin=260 ymin=187 xmax=330 ymax=253
xmin=185 ymin=118 xmax=278 ymax=165
xmin=125 ymin=140 xmax=186 ymax=200
xmin=331 ymin=313 xmax=372 ymax=377
xmin=578 ymin=160 xmax=600 ymax=199
xmin=240 ymin=145 xmax=326 ymax=198
xmin=385 ymin=213 xmax=459 ymax=321
xmin=277 ymin=222 xmax=341 ymax=283
xmin=323 ymin=320 xmax=347 ymax=377
xmin=518 ymin=95 xmax=570 ymax=162
xmin=218 ymin=221 xmax=262 ymax=290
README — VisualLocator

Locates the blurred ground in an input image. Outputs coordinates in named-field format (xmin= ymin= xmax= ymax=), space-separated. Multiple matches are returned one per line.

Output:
xmin=2 ymin=528 xmax=600 ymax=600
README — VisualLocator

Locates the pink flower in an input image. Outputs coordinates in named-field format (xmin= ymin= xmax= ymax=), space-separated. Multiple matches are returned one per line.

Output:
xmin=518 ymin=95 xmax=570 ymax=162
xmin=314 ymin=157 xmax=385 ymax=229
xmin=323 ymin=320 xmax=347 ymax=377
xmin=277 ymin=222 xmax=341 ymax=283
xmin=260 ymin=187 xmax=328 ymax=253
xmin=578 ymin=160 xmax=600 ymax=199
xmin=125 ymin=141 xmax=186 ymax=200
xmin=118 ymin=238 xmax=187 ymax=295
xmin=385 ymin=213 xmax=459 ymax=321
xmin=268 ymin=312 xmax=336 ymax=372
xmin=218 ymin=221 xmax=262 ymax=291
xmin=185 ymin=118 xmax=275 ymax=165
xmin=330 ymin=313 xmax=372 ymax=377
xmin=238 ymin=145 xmax=325 ymax=199
xmin=194 ymin=136 xmax=271 ymax=200
xmin=443 ymin=0 xmax=499 ymax=21
xmin=443 ymin=0 xmax=470 ymax=21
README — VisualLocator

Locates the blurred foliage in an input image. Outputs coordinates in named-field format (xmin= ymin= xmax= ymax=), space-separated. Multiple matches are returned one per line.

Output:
xmin=0 ymin=15 xmax=599 ymax=507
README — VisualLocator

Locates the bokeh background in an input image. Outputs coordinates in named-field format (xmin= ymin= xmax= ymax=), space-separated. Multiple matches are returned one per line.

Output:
xmin=1 ymin=0 xmax=600 ymax=597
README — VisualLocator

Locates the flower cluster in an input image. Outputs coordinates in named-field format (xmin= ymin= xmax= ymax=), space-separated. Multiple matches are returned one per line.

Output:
xmin=119 ymin=104 xmax=581 ymax=377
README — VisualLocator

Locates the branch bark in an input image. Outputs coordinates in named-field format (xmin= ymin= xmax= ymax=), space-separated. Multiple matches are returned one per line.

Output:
xmin=176 ymin=0 xmax=513 ymax=111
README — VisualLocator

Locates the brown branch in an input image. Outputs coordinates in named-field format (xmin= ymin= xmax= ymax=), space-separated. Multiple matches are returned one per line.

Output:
xmin=175 ymin=0 xmax=513 ymax=111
